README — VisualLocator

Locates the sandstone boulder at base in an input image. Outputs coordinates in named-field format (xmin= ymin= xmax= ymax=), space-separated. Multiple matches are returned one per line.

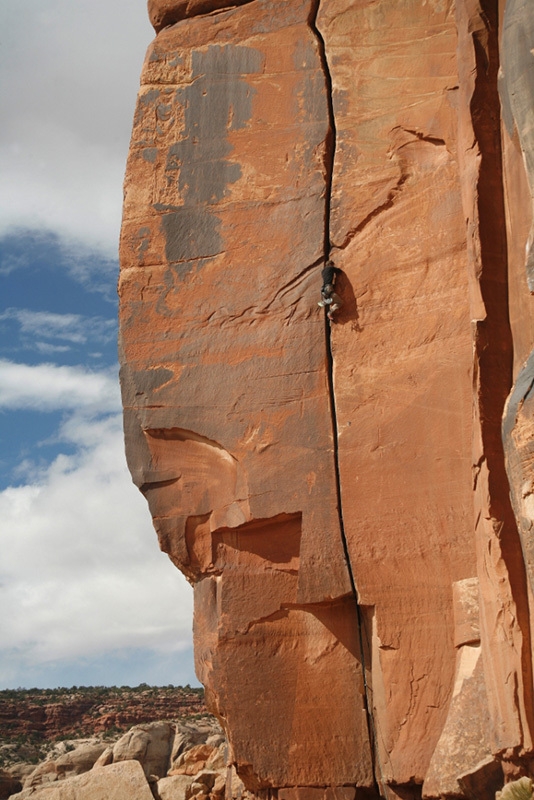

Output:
xmin=22 ymin=763 xmax=58 ymax=792
xmin=20 ymin=742 xmax=108 ymax=793
xmin=10 ymin=761 xmax=154 ymax=800
xmin=1 ymin=719 xmax=227 ymax=800
xmin=53 ymin=744 xmax=108 ymax=779
xmin=111 ymin=721 xmax=174 ymax=779
xmin=92 ymin=748 xmax=112 ymax=769
xmin=496 ymin=776 xmax=534 ymax=800
xmin=171 ymin=744 xmax=215 ymax=776
xmin=4 ymin=767 xmax=33 ymax=785
xmin=157 ymin=773 xmax=195 ymax=800
xmin=170 ymin=721 xmax=224 ymax=773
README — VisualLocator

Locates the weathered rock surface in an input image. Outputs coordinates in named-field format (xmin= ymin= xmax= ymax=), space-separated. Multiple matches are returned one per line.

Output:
xmin=119 ymin=0 xmax=534 ymax=798
xmin=148 ymin=0 xmax=254 ymax=31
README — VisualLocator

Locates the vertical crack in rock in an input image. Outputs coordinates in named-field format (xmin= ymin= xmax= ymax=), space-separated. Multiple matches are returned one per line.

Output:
xmin=309 ymin=2 xmax=381 ymax=794
xmin=309 ymin=1 xmax=335 ymax=258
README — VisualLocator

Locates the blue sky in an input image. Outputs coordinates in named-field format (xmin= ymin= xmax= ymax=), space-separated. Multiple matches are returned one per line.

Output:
xmin=0 ymin=1 xmax=197 ymax=689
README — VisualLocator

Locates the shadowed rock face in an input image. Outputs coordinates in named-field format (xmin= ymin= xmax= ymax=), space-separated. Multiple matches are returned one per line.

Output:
xmin=501 ymin=0 xmax=534 ymax=598
xmin=120 ymin=0 xmax=534 ymax=797
xmin=501 ymin=11 xmax=534 ymax=789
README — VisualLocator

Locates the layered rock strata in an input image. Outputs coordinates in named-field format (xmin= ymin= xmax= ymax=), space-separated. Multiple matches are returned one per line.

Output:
xmin=119 ymin=0 xmax=534 ymax=797
xmin=0 ymin=687 xmax=205 ymax=740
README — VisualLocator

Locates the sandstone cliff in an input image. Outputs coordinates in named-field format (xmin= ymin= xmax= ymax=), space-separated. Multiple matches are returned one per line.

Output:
xmin=119 ymin=1 xmax=534 ymax=798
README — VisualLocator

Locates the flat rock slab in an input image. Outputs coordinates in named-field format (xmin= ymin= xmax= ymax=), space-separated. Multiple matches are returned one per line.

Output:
xmin=12 ymin=762 xmax=154 ymax=800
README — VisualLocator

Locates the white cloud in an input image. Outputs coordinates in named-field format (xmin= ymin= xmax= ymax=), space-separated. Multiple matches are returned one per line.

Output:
xmin=0 ymin=3 xmax=198 ymax=689
xmin=0 ymin=411 xmax=194 ymax=679
xmin=0 ymin=251 xmax=31 ymax=277
xmin=0 ymin=0 xmax=153 ymax=257
xmin=35 ymin=343 xmax=73 ymax=355
xmin=0 ymin=359 xmax=120 ymax=412
xmin=0 ymin=308 xmax=116 ymax=346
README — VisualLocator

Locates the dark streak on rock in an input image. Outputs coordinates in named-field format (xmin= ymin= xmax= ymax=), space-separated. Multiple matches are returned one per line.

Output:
xmin=121 ymin=367 xmax=175 ymax=406
xmin=160 ymin=45 xmax=262 ymax=268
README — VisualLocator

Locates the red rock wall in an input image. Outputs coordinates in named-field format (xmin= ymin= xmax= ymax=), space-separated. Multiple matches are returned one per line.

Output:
xmin=119 ymin=0 xmax=534 ymax=797
xmin=318 ymin=2 xmax=477 ymax=788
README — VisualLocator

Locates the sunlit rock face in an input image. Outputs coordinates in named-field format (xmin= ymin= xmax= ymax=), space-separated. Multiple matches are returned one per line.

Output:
xmin=120 ymin=1 xmax=534 ymax=797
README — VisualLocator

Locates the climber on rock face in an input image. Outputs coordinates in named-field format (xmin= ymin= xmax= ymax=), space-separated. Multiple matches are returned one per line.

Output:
xmin=318 ymin=260 xmax=343 ymax=320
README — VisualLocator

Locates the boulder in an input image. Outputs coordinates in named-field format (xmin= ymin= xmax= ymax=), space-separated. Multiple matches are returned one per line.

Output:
xmin=157 ymin=774 xmax=194 ymax=800
xmin=23 ymin=762 xmax=58 ymax=790
xmin=111 ymin=722 xmax=174 ymax=779
xmin=205 ymin=744 xmax=226 ymax=772
xmin=171 ymin=744 xmax=214 ymax=775
xmin=497 ymin=777 xmax=534 ymax=800
xmin=170 ymin=724 xmax=217 ymax=771
xmin=189 ymin=770 xmax=217 ymax=790
xmin=5 ymin=766 xmax=34 ymax=784
xmin=11 ymin=761 xmax=154 ymax=800
xmin=54 ymin=744 xmax=108 ymax=778
xmin=92 ymin=747 xmax=113 ymax=768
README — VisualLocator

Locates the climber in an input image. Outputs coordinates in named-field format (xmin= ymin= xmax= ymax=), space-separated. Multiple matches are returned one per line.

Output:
xmin=318 ymin=260 xmax=343 ymax=320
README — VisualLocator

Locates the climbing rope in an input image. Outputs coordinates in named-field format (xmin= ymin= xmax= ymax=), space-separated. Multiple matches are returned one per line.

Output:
xmin=321 ymin=257 xmax=389 ymax=798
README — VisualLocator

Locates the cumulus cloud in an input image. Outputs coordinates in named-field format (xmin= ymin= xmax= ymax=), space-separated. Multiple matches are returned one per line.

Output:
xmin=0 ymin=2 xmax=197 ymax=689
xmin=35 ymin=343 xmax=73 ymax=355
xmin=0 ymin=0 xmax=153 ymax=256
xmin=0 ymin=230 xmax=120 ymax=304
xmin=0 ymin=410 xmax=194 ymax=683
xmin=0 ymin=251 xmax=31 ymax=277
xmin=0 ymin=308 xmax=116 ymax=346
xmin=0 ymin=359 xmax=120 ymax=412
